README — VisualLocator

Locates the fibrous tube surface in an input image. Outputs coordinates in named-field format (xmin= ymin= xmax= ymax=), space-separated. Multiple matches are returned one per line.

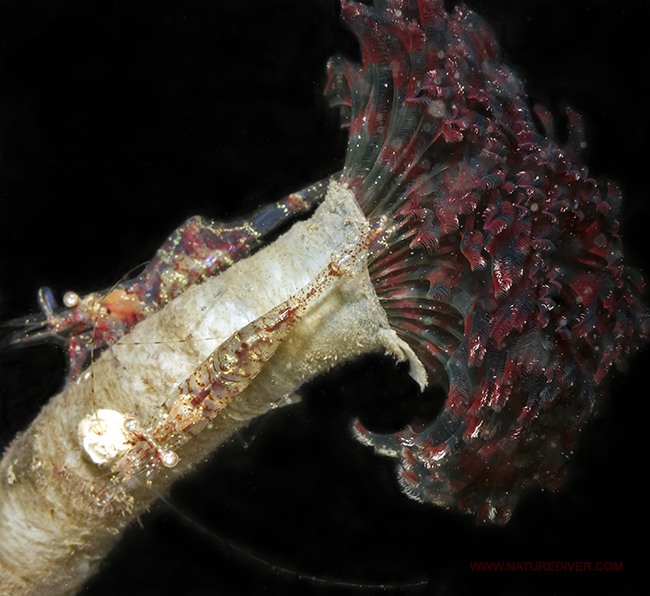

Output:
xmin=0 ymin=183 xmax=420 ymax=593
xmin=0 ymin=0 xmax=647 ymax=592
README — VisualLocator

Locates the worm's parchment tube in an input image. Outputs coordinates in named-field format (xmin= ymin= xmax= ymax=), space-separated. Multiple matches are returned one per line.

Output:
xmin=2 ymin=0 xmax=648 ymax=592
xmin=0 ymin=183 xmax=421 ymax=594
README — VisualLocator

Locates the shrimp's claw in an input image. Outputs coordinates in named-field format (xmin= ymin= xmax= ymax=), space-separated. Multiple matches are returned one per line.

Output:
xmin=0 ymin=286 xmax=58 ymax=345
xmin=2 ymin=285 xmax=138 ymax=381
xmin=0 ymin=314 xmax=50 ymax=354
xmin=0 ymin=287 xmax=62 ymax=349
xmin=2 ymin=179 xmax=334 ymax=382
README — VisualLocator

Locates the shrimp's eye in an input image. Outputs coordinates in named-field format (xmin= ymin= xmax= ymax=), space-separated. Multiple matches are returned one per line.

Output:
xmin=123 ymin=417 xmax=140 ymax=433
xmin=63 ymin=291 xmax=81 ymax=308
xmin=159 ymin=450 xmax=179 ymax=468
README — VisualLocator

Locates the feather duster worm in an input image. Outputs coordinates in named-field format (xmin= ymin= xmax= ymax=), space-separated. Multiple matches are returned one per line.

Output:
xmin=0 ymin=0 xmax=648 ymax=592
xmin=326 ymin=0 xmax=649 ymax=522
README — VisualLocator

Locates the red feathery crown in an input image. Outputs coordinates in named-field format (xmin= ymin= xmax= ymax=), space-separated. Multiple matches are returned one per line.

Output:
xmin=327 ymin=0 xmax=649 ymax=522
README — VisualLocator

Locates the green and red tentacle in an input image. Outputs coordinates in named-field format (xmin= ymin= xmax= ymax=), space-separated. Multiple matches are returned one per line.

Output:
xmin=332 ymin=0 xmax=649 ymax=522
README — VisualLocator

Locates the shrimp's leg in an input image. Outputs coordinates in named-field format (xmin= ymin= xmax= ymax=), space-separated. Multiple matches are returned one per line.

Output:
xmin=109 ymin=244 xmax=362 ymax=488
xmin=4 ymin=177 xmax=334 ymax=381
xmin=131 ymin=177 xmax=333 ymax=308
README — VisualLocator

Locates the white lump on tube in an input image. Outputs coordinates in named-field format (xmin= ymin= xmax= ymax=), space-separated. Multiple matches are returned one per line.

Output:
xmin=0 ymin=181 xmax=425 ymax=594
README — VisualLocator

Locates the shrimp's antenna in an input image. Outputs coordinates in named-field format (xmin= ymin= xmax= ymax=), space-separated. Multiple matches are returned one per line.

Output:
xmin=1 ymin=2 xmax=647 ymax=593
xmin=2 ymin=179 xmax=331 ymax=382
xmin=155 ymin=490 xmax=430 ymax=591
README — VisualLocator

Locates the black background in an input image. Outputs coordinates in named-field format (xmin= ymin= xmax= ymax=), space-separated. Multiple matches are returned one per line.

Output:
xmin=0 ymin=1 xmax=648 ymax=594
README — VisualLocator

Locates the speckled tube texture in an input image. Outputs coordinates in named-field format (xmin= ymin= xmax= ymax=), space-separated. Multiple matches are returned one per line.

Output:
xmin=0 ymin=183 xmax=418 ymax=594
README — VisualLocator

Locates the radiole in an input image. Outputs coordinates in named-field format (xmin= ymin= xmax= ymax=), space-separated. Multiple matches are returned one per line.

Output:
xmin=0 ymin=1 xmax=647 ymax=593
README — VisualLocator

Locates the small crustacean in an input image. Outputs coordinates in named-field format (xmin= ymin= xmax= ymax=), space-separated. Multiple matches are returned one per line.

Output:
xmin=82 ymin=240 xmax=368 ymax=492
xmin=5 ymin=179 xmax=331 ymax=381
xmin=1 ymin=1 xmax=648 ymax=593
